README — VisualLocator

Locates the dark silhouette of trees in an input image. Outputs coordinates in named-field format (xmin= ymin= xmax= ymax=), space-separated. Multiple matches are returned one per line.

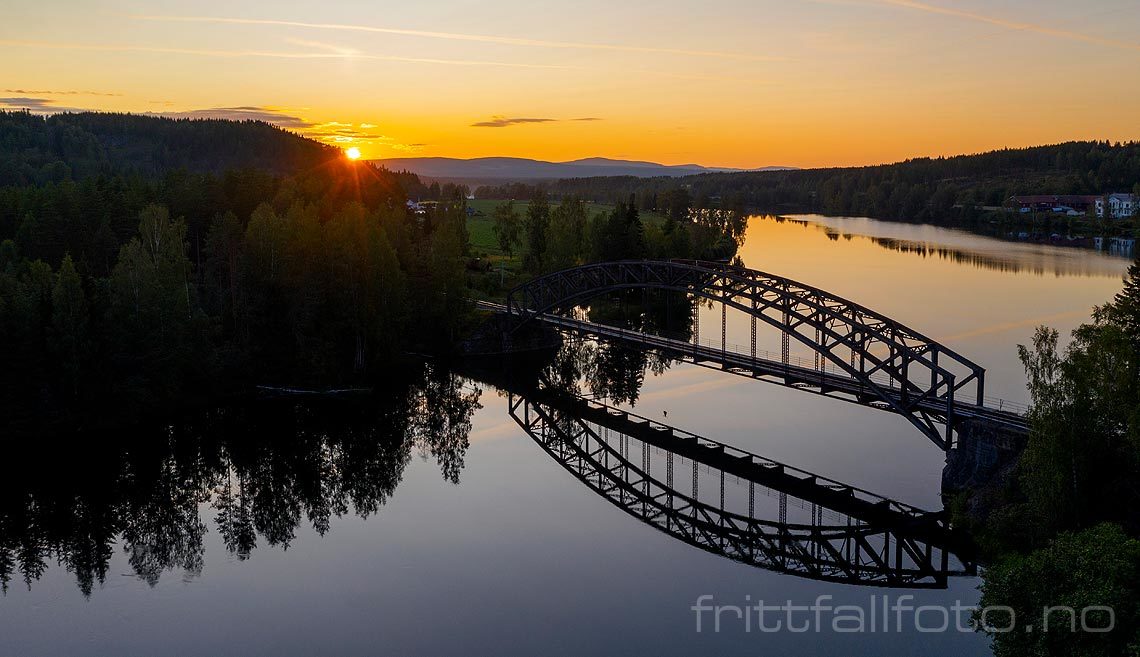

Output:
xmin=0 ymin=111 xmax=471 ymax=427
xmin=0 ymin=367 xmax=480 ymax=596
xmin=522 ymin=189 xmax=551 ymax=273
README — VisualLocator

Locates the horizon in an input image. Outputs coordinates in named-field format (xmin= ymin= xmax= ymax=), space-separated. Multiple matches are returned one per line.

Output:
xmin=4 ymin=1 xmax=1139 ymax=169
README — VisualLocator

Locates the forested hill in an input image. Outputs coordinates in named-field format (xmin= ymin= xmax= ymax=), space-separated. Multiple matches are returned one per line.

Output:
xmin=0 ymin=111 xmax=471 ymax=430
xmin=0 ymin=111 xmax=357 ymax=185
xmin=0 ymin=111 xmax=417 ymax=270
xmin=533 ymin=141 xmax=1140 ymax=225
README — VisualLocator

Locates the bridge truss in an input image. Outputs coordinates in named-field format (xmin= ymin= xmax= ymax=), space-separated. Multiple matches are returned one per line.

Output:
xmin=506 ymin=260 xmax=998 ymax=449
xmin=509 ymin=391 xmax=971 ymax=588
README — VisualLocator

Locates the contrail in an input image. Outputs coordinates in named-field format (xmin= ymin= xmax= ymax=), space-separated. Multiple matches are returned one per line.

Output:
xmin=1 ymin=39 xmax=771 ymax=83
xmin=129 ymin=15 xmax=786 ymax=61
xmin=867 ymin=0 xmax=1140 ymax=52
xmin=0 ymin=39 xmax=579 ymax=69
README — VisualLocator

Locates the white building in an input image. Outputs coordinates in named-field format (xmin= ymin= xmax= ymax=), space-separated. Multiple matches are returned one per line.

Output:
xmin=1095 ymin=193 xmax=1137 ymax=219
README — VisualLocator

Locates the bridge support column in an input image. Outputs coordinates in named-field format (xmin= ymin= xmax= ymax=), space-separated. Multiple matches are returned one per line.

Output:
xmin=721 ymin=301 xmax=727 ymax=356
xmin=691 ymin=297 xmax=700 ymax=352
xmin=751 ymin=296 xmax=758 ymax=359
xmin=781 ymin=310 xmax=790 ymax=370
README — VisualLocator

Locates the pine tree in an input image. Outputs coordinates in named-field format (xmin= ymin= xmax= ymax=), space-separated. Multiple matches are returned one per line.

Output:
xmin=1110 ymin=256 xmax=1140 ymax=344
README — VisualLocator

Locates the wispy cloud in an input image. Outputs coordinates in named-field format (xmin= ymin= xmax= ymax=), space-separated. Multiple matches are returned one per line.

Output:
xmin=3 ymin=89 xmax=121 ymax=97
xmin=0 ymin=96 xmax=409 ymax=151
xmin=471 ymin=117 xmax=557 ymax=128
xmin=284 ymin=37 xmax=361 ymax=57
xmin=0 ymin=97 xmax=99 ymax=114
xmin=0 ymin=97 xmax=318 ymax=130
xmin=0 ymin=97 xmax=62 ymax=111
xmin=0 ymin=39 xmax=578 ymax=70
xmin=130 ymin=15 xmax=786 ymax=62
xmin=145 ymin=106 xmax=315 ymax=128
xmin=471 ymin=116 xmax=604 ymax=128
xmin=827 ymin=0 xmax=1140 ymax=52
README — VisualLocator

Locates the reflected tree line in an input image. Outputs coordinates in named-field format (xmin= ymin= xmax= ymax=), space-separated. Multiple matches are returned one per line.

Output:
xmin=770 ymin=215 xmax=1126 ymax=277
xmin=0 ymin=365 xmax=480 ymax=597
xmin=537 ymin=289 xmax=695 ymax=406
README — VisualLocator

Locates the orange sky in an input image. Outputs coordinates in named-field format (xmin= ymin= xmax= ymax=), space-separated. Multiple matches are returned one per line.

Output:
xmin=3 ymin=1 xmax=1139 ymax=168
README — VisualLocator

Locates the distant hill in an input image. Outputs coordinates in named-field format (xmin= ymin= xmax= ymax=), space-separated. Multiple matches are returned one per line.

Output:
xmin=373 ymin=156 xmax=794 ymax=181
xmin=543 ymin=141 xmax=1140 ymax=227
xmin=0 ymin=110 xmax=345 ymax=186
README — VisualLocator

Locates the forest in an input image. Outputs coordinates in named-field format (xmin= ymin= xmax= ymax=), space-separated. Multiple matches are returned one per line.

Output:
xmin=958 ymin=260 xmax=1140 ymax=656
xmin=0 ymin=111 xmax=468 ymax=429
xmin=476 ymin=141 xmax=1140 ymax=232
xmin=0 ymin=111 xmax=734 ymax=431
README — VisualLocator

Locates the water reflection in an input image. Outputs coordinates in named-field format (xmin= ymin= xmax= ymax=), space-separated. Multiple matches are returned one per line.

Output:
xmin=490 ymin=339 xmax=970 ymax=589
xmin=769 ymin=214 xmax=1132 ymax=278
xmin=0 ymin=366 xmax=481 ymax=596
xmin=512 ymin=390 xmax=969 ymax=588
xmin=2 ymin=317 xmax=974 ymax=598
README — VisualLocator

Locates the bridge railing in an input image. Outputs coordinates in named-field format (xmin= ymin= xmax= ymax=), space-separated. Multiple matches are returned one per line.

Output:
xmin=680 ymin=335 xmax=1031 ymax=417
xmin=537 ymin=309 xmax=1031 ymax=418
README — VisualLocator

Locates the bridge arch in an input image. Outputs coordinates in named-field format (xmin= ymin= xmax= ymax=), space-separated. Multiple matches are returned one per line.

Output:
xmin=505 ymin=260 xmax=988 ymax=449
xmin=510 ymin=392 xmax=967 ymax=588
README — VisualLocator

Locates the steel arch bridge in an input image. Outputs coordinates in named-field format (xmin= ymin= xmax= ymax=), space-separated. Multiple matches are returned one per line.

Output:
xmin=503 ymin=259 xmax=1025 ymax=450
xmin=509 ymin=390 xmax=971 ymax=588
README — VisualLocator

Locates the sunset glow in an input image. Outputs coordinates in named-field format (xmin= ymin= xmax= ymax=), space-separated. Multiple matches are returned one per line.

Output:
xmin=2 ymin=1 xmax=1138 ymax=167
xmin=345 ymin=146 xmax=361 ymax=160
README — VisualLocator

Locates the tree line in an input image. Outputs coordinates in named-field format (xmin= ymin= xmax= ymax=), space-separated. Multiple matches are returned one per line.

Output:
xmin=0 ymin=111 xmax=471 ymax=427
xmin=471 ymin=189 xmax=744 ymax=296
xmin=476 ymin=141 xmax=1140 ymax=230
xmin=964 ymin=259 xmax=1140 ymax=656
xmin=0 ymin=111 xmax=745 ymax=429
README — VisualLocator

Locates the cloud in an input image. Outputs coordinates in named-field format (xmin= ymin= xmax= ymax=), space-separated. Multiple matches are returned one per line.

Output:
xmin=0 ymin=98 xmax=316 ymax=125
xmin=131 ymin=15 xmax=786 ymax=62
xmin=145 ymin=106 xmax=314 ymax=128
xmin=0 ymin=97 xmax=59 ymax=111
xmin=284 ymin=37 xmax=361 ymax=57
xmin=470 ymin=116 xmax=604 ymax=128
xmin=0 ymin=98 xmax=405 ymax=153
xmin=819 ymin=0 xmax=1140 ymax=52
xmin=470 ymin=116 xmax=559 ymax=128
xmin=0 ymin=97 xmax=100 ymax=114
xmin=3 ymin=89 xmax=121 ymax=97
xmin=0 ymin=39 xmax=578 ymax=70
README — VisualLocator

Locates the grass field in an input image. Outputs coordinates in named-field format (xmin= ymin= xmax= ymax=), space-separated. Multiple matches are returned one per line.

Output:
xmin=466 ymin=198 xmax=666 ymax=258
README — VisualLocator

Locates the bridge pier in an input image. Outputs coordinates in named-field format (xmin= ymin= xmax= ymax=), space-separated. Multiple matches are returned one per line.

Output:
xmin=942 ymin=419 xmax=1023 ymax=493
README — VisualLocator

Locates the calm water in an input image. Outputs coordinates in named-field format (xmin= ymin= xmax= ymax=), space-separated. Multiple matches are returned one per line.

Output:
xmin=0 ymin=214 xmax=1130 ymax=657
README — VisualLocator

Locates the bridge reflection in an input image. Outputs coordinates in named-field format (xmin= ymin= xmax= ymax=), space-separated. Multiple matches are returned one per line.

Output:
xmin=509 ymin=388 xmax=975 ymax=589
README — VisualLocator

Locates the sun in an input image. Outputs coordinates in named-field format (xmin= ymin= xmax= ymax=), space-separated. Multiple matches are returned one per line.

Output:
xmin=345 ymin=146 xmax=362 ymax=160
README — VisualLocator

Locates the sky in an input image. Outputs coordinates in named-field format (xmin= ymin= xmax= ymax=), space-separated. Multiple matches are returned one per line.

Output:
xmin=2 ymin=0 xmax=1139 ymax=168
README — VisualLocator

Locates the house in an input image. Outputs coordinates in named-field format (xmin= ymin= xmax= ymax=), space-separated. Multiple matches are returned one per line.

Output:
xmin=1007 ymin=195 xmax=1098 ymax=214
xmin=1095 ymin=194 xmax=1137 ymax=219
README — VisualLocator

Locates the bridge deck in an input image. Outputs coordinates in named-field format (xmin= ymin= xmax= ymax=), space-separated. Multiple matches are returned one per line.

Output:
xmin=475 ymin=300 xmax=1030 ymax=440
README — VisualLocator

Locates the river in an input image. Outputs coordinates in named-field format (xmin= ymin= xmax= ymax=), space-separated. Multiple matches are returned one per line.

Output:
xmin=0 ymin=214 xmax=1130 ymax=656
